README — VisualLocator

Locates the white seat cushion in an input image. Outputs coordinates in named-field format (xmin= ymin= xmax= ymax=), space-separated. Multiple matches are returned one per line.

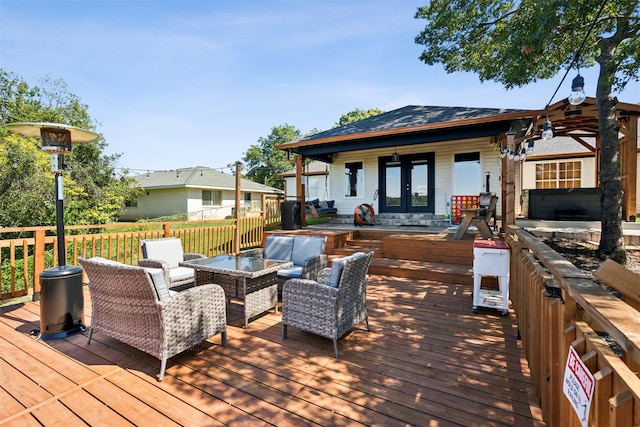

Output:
xmin=90 ymin=256 xmax=125 ymax=266
xmin=169 ymin=266 xmax=195 ymax=283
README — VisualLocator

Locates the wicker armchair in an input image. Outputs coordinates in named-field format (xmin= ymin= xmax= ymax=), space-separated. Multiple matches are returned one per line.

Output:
xmin=79 ymin=257 xmax=227 ymax=381
xmin=282 ymin=251 xmax=374 ymax=358
xmin=139 ymin=237 xmax=205 ymax=289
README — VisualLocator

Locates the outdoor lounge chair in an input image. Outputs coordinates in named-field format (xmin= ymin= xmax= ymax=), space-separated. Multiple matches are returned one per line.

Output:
xmin=281 ymin=251 xmax=374 ymax=358
xmin=139 ymin=237 xmax=205 ymax=289
xmin=79 ymin=256 xmax=227 ymax=381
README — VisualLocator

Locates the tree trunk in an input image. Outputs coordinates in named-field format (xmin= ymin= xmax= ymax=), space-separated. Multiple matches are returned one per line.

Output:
xmin=596 ymin=36 xmax=626 ymax=264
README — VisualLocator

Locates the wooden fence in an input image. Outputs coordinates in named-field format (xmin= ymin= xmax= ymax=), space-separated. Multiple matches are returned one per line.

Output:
xmin=507 ymin=224 xmax=640 ymax=426
xmin=0 ymin=200 xmax=281 ymax=302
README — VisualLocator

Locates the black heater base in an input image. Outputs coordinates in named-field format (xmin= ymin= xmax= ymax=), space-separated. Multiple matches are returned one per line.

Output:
xmin=38 ymin=265 xmax=85 ymax=341
xmin=38 ymin=325 xmax=86 ymax=341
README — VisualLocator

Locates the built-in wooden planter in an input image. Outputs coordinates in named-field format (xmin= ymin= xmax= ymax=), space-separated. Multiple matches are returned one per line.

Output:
xmin=381 ymin=233 xmax=475 ymax=266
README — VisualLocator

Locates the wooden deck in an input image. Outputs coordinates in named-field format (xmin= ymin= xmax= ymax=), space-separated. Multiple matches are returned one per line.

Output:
xmin=0 ymin=272 xmax=545 ymax=426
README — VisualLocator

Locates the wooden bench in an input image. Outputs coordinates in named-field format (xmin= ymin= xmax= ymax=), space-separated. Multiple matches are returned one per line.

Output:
xmin=594 ymin=259 xmax=640 ymax=311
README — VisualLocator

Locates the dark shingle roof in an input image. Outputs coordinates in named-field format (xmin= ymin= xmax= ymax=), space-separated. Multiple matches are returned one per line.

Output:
xmin=134 ymin=167 xmax=283 ymax=194
xmin=301 ymin=105 xmax=528 ymax=142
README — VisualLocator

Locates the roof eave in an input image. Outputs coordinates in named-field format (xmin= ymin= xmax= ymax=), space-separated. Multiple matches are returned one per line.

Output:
xmin=277 ymin=109 xmax=539 ymax=151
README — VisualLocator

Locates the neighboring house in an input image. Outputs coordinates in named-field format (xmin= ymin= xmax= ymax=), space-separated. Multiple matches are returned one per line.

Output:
xmin=278 ymin=160 xmax=330 ymax=202
xmin=120 ymin=166 xmax=283 ymax=221
xmin=277 ymin=98 xmax=640 ymax=222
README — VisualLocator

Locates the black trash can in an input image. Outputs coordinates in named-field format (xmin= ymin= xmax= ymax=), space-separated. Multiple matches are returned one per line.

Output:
xmin=281 ymin=201 xmax=301 ymax=230
xmin=39 ymin=265 xmax=85 ymax=341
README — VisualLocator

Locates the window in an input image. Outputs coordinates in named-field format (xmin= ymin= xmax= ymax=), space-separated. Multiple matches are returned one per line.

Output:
xmin=453 ymin=152 xmax=481 ymax=194
xmin=535 ymin=161 xmax=581 ymax=189
xmin=345 ymin=161 xmax=364 ymax=197
xmin=202 ymin=190 xmax=222 ymax=206
xmin=124 ymin=194 xmax=138 ymax=207
xmin=243 ymin=192 xmax=251 ymax=202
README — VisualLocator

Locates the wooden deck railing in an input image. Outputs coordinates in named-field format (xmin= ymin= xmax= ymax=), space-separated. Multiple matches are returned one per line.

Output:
xmin=506 ymin=224 xmax=640 ymax=426
xmin=1 ymin=199 xmax=281 ymax=302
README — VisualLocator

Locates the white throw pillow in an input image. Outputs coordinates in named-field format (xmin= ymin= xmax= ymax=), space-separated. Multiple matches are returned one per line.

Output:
xmin=144 ymin=267 xmax=171 ymax=300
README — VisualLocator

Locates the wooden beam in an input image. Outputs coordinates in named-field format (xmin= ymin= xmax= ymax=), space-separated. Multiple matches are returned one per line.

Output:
xmin=569 ymin=135 xmax=596 ymax=152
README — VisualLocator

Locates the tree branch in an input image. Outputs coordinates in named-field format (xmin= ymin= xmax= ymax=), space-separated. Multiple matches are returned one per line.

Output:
xmin=477 ymin=9 xmax=519 ymax=28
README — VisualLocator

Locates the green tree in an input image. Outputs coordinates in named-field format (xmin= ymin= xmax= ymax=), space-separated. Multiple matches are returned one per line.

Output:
xmin=243 ymin=124 xmax=301 ymax=189
xmin=415 ymin=0 xmax=640 ymax=263
xmin=334 ymin=108 xmax=385 ymax=128
xmin=0 ymin=70 xmax=138 ymax=227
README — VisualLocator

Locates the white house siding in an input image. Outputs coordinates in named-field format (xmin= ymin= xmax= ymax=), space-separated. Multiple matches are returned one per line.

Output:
xmin=283 ymin=175 xmax=329 ymax=201
xmin=185 ymin=188 xmax=230 ymax=220
xmin=327 ymin=137 xmax=503 ymax=217
xmin=133 ymin=188 xmax=188 ymax=219
xmin=185 ymin=188 xmax=265 ymax=221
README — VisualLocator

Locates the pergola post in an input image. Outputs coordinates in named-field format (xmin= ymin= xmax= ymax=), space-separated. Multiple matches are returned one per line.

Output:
xmin=234 ymin=161 xmax=242 ymax=254
xmin=296 ymin=154 xmax=306 ymax=227
xmin=501 ymin=132 xmax=517 ymax=228
xmin=620 ymin=117 xmax=638 ymax=220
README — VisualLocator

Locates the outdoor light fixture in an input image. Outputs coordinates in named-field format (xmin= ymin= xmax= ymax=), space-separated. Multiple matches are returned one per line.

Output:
xmin=526 ymin=139 xmax=535 ymax=154
xmin=518 ymin=147 xmax=527 ymax=161
xmin=568 ymin=73 xmax=586 ymax=105
xmin=391 ymin=148 xmax=400 ymax=163
xmin=541 ymin=119 xmax=554 ymax=141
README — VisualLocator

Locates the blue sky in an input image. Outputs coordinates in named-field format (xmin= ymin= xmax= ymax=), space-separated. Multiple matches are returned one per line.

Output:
xmin=2 ymin=0 xmax=639 ymax=174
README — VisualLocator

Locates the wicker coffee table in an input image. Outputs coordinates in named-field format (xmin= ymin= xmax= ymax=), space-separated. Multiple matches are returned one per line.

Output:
xmin=180 ymin=255 xmax=293 ymax=328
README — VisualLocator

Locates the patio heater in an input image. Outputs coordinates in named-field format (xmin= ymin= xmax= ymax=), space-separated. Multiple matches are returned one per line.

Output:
xmin=5 ymin=122 xmax=99 ymax=340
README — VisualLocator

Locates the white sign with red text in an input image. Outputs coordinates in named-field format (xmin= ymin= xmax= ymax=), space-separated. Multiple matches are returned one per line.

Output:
xmin=563 ymin=345 xmax=595 ymax=427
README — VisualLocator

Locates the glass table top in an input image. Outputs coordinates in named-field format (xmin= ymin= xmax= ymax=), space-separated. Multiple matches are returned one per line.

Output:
xmin=182 ymin=255 xmax=291 ymax=275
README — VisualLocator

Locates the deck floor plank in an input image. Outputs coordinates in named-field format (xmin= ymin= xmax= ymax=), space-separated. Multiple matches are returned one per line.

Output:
xmin=81 ymin=376 xmax=183 ymax=426
xmin=0 ymin=272 xmax=545 ymax=426
xmin=0 ymin=322 xmax=97 ymax=393
xmin=58 ymin=387 xmax=137 ymax=426
xmin=0 ymin=387 xmax=24 ymax=415
xmin=30 ymin=399 xmax=91 ymax=426
xmin=0 ymin=358 xmax=53 ymax=408
xmin=183 ymin=338 xmax=416 ymax=427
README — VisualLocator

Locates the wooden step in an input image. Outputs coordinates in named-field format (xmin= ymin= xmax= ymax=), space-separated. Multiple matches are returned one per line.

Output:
xmin=328 ymin=255 xmax=472 ymax=285
xmin=333 ymin=247 xmax=383 ymax=257
xmin=370 ymin=258 xmax=472 ymax=285
xmin=346 ymin=238 xmax=382 ymax=247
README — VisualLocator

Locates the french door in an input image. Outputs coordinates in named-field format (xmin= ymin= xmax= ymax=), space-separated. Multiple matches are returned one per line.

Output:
xmin=378 ymin=153 xmax=435 ymax=213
